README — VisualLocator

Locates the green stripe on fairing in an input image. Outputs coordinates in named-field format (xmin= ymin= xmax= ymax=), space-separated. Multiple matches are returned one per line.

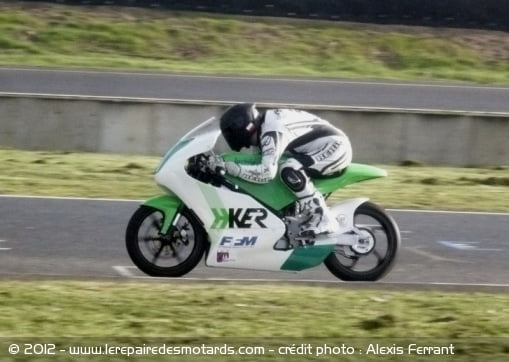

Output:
xmin=280 ymin=244 xmax=336 ymax=271
xmin=198 ymin=183 xmax=225 ymax=209
xmin=198 ymin=183 xmax=228 ymax=236
xmin=211 ymin=208 xmax=229 ymax=229
xmin=143 ymin=194 xmax=182 ymax=234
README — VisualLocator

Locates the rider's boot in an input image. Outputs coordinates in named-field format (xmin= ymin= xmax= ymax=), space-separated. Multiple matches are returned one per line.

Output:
xmin=280 ymin=159 xmax=338 ymax=238
xmin=296 ymin=191 xmax=339 ymax=238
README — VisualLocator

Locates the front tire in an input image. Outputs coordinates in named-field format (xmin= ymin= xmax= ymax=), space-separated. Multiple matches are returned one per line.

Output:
xmin=324 ymin=202 xmax=400 ymax=281
xmin=125 ymin=206 xmax=207 ymax=277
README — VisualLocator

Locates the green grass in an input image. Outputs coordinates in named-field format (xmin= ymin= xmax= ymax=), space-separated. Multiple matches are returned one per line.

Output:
xmin=0 ymin=148 xmax=160 ymax=200
xmin=0 ymin=3 xmax=508 ymax=83
xmin=1 ymin=148 xmax=508 ymax=212
xmin=0 ymin=281 xmax=507 ymax=361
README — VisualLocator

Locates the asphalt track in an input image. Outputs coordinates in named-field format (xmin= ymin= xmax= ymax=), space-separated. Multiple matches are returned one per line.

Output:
xmin=0 ymin=195 xmax=507 ymax=291
xmin=1 ymin=67 xmax=509 ymax=113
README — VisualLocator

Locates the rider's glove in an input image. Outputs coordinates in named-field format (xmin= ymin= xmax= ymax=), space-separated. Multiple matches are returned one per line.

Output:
xmin=206 ymin=154 xmax=225 ymax=171
xmin=206 ymin=155 xmax=241 ymax=177
xmin=224 ymin=162 xmax=241 ymax=177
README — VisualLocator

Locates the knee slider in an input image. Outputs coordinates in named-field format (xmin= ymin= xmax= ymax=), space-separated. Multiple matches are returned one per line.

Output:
xmin=281 ymin=160 xmax=308 ymax=192
xmin=281 ymin=167 xmax=307 ymax=192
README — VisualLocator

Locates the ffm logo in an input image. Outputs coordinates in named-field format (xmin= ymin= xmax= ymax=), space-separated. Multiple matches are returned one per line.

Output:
xmin=211 ymin=208 xmax=268 ymax=229
xmin=220 ymin=236 xmax=258 ymax=248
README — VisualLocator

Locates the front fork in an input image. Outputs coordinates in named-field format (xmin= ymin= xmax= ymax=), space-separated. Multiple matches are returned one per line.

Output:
xmin=143 ymin=194 xmax=184 ymax=234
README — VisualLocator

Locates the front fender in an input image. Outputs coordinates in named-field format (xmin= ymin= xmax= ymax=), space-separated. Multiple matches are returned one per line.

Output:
xmin=143 ymin=195 xmax=183 ymax=234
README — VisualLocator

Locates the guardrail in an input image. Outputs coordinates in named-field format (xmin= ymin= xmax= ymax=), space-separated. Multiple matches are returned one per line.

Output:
xmin=1 ymin=93 xmax=508 ymax=166
xmin=21 ymin=0 xmax=509 ymax=31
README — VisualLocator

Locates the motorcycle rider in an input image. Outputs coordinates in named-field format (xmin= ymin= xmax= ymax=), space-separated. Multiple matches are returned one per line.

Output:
xmin=214 ymin=103 xmax=353 ymax=237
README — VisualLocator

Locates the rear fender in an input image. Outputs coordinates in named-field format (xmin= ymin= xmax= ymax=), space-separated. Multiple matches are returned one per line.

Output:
xmin=330 ymin=198 xmax=368 ymax=229
xmin=143 ymin=195 xmax=183 ymax=234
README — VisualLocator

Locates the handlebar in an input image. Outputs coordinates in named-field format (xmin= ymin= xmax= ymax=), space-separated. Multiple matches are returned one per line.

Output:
xmin=187 ymin=154 xmax=239 ymax=192
xmin=211 ymin=166 xmax=239 ymax=191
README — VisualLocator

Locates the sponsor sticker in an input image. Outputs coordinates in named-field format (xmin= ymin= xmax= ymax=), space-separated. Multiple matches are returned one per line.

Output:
xmin=212 ymin=208 xmax=268 ymax=229
xmin=219 ymin=236 xmax=258 ymax=248
xmin=216 ymin=250 xmax=235 ymax=263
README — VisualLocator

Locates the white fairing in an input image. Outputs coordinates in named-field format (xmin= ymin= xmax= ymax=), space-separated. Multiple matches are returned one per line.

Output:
xmin=154 ymin=118 xmax=290 ymax=271
xmin=154 ymin=118 xmax=368 ymax=271
xmin=201 ymin=185 xmax=290 ymax=270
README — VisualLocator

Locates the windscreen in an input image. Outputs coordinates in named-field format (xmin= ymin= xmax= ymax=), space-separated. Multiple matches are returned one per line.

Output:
xmin=181 ymin=117 xmax=219 ymax=141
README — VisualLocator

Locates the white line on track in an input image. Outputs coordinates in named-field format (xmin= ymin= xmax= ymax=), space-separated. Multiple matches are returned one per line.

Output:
xmin=0 ymin=240 xmax=11 ymax=251
xmin=112 ymin=266 xmax=134 ymax=278
xmin=388 ymin=208 xmax=509 ymax=216
xmin=111 ymin=266 xmax=509 ymax=288
xmin=1 ymin=194 xmax=508 ymax=216
xmin=437 ymin=240 xmax=503 ymax=252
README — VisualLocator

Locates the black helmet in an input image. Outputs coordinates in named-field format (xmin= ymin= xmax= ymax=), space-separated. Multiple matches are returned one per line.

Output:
xmin=220 ymin=103 xmax=259 ymax=151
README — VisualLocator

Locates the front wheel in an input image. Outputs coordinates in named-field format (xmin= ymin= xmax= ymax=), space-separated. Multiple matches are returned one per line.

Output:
xmin=324 ymin=202 xmax=400 ymax=281
xmin=125 ymin=206 xmax=207 ymax=277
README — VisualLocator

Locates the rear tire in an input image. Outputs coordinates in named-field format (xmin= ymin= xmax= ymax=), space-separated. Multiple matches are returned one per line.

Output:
xmin=125 ymin=206 xmax=206 ymax=277
xmin=324 ymin=202 xmax=400 ymax=281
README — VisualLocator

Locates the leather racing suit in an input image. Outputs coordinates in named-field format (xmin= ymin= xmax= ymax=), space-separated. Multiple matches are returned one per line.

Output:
xmin=224 ymin=109 xmax=353 ymax=235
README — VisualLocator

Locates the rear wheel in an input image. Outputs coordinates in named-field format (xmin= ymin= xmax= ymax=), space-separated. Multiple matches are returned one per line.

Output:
xmin=125 ymin=206 xmax=206 ymax=277
xmin=324 ymin=202 xmax=400 ymax=281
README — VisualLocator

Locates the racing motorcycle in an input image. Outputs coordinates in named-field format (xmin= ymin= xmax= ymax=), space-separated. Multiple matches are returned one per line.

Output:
xmin=125 ymin=117 xmax=400 ymax=281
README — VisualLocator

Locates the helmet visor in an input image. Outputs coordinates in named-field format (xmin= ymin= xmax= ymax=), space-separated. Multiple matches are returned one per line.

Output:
xmin=223 ymin=128 xmax=245 ymax=151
